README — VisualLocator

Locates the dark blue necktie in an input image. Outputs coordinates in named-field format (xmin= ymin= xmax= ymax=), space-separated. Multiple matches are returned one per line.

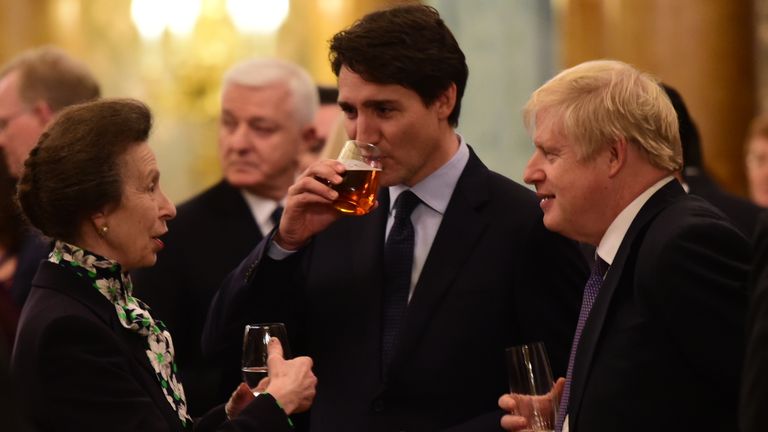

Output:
xmin=270 ymin=205 xmax=283 ymax=227
xmin=381 ymin=190 xmax=421 ymax=372
xmin=556 ymin=256 xmax=609 ymax=432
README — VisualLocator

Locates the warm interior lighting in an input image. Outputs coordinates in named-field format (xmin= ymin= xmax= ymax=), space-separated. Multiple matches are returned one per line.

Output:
xmin=166 ymin=0 xmax=202 ymax=36
xmin=132 ymin=0 xmax=288 ymax=40
xmin=131 ymin=0 xmax=203 ymax=40
xmin=131 ymin=0 xmax=166 ymax=40
xmin=226 ymin=0 xmax=290 ymax=34
xmin=318 ymin=0 xmax=344 ymax=16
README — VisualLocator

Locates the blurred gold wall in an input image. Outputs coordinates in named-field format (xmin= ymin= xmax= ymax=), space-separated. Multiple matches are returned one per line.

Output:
xmin=0 ymin=0 xmax=413 ymax=202
xmin=556 ymin=0 xmax=757 ymax=196
xmin=4 ymin=1 xmax=752 ymax=199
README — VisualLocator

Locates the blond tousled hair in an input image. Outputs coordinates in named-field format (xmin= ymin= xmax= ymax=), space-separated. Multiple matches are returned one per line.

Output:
xmin=524 ymin=59 xmax=682 ymax=171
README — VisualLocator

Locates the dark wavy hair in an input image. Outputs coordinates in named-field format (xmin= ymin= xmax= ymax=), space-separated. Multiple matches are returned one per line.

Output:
xmin=17 ymin=98 xmax=152 ymax=243
xmin=329 ymin=4 xmax=468 ymax=127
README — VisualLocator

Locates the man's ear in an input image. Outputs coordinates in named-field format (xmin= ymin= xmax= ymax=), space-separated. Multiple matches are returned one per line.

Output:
xmin=31 ymin=101 xmax=54 ymax=126
xmin=607 ymin=137 xmax=628 ymax=178
xmin=434 ymin=82 xmax=457 ymax=121
xmin=299 ymin=125 xmax=318 ymax=153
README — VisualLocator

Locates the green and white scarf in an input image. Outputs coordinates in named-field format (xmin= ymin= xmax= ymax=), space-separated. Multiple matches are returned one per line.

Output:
xmin=50 ymin=241 xmax=192 ymax=428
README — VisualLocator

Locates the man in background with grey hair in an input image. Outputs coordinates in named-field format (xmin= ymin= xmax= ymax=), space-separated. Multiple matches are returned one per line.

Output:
xmin=133 ymin=57 xmax=319 ymax=416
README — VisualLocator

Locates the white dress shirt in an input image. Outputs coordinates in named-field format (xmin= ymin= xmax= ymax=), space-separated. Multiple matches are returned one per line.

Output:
xmin=240 ymin=190 xmax=284 ymax=237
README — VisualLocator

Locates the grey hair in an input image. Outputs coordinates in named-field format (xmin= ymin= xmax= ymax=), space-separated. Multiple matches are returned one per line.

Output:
xmin=222 ymin=58 xmax=319 ymax=127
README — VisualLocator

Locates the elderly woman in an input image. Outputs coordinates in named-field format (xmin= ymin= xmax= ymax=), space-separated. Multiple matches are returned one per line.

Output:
xmin=10 ymin=98 xmax=316 ymax=431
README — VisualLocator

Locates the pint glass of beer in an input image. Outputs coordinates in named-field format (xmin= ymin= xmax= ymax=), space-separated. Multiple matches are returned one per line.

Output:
xmin=332 ymin=140 xmax=382 ymax=215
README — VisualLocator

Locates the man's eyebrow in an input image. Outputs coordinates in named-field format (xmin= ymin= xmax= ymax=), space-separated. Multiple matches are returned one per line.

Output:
xmin=362 ymin=99 xmax=398 ymax=108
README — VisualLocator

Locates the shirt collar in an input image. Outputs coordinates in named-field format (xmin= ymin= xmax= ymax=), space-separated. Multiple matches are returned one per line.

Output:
xmin=596 ymin=176 xmax=675 ymax=265
xmin=389 ymin=134 xmax=469 ymax=214
xmin=240 ymin=190 xmax=283 ymax=229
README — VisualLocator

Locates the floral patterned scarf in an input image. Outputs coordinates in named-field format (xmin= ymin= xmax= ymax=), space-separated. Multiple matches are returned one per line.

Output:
xmin=49 ymin=241 xmax=192 ymax=428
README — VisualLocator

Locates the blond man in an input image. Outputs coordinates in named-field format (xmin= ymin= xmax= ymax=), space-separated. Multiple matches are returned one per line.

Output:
xmin=500 ymin=60 xmax=749 ymax=432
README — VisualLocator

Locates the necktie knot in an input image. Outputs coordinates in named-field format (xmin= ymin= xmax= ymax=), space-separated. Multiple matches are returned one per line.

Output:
xmin=393 ymin=190 xmax=421 ymax=222
xmin=270 ymin=205 xmax=284 ymax=226
xmin=592 ymin=256 xmax=609 ymax=279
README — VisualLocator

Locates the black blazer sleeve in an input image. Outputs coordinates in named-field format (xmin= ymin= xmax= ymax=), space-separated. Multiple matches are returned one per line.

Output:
xmin=202 ymin=235 xmax=306 ymax=361
xmin=196 ymin=394 xmax=293 ymax=432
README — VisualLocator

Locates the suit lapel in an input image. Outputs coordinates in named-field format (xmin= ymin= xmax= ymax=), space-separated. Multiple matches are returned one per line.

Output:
xmin=386 ymin=150 xmax=491 ymax=377
xmin=569 ymin=180 xmax=685 ymax=421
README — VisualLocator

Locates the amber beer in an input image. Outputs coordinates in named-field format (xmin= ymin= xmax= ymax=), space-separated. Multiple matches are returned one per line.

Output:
xmin=331 ymin=141 xmax=382 ymax=216
xmin=332 ymin=165 xmax=382 ymax=215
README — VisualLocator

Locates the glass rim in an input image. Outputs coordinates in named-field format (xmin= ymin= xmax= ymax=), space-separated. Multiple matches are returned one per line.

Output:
xmin=245 ymin=322 xmax=286 ymax=329
xmin=342 ymin=140 xmax=381 ymax=154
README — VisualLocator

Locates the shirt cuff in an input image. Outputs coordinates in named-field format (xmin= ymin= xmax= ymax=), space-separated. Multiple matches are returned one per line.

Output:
xmin=267 ymin=238 xmax=298 ymax=260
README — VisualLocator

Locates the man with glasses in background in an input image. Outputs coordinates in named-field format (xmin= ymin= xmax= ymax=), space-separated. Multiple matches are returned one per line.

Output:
xmin=0 ymin=46 xmax=100 ymax=308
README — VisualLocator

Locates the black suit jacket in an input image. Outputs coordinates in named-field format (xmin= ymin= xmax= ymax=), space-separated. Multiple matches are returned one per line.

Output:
xmin=10 ymin=228 xmax=50 ymax=306
xmin=568 ymin=181 xmax=750 ymax=432
xmin=133 ymin=180 xmax=264 ymax=415
xmin=11 ymin=261 xmax=292 ymax=432
xmin=686 ymin=171 xmax=762 ymax=238
xmin=741 ymin=210 xmax=768 ymax=432
xmin=0 ymin=331 xmax=32 ymax=432
xmin=203 ymin=149 xmax=588 ymax=432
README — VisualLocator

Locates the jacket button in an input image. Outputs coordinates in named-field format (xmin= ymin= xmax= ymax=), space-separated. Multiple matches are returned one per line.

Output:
xmin=372 ymin=399 xmax=384 ymax=412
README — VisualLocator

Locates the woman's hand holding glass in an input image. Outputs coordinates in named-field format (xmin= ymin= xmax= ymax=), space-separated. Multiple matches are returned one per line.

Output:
xmin=229 ymin=337 xmax=316 ymax=419
xmin=261 ymin=337 xmax=316 ymax=414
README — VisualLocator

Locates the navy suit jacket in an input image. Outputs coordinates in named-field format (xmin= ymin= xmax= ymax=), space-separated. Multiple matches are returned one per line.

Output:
xmin=568 ymin=181 xmax=750 ymax=432
xmin=11 ymin=261 xmax=292 ymax=432
xmin=686 ymin=171 xmax=762 ymax=238
xmin=10 ymin=228 xmax=50 ymax=306
xmin=741 ymin=210 xmax=768 ymax=432
xmin=203 ymin=149 xmax=588 ymax=432
xmin=133 ymin=180 xmax=264 ymax=415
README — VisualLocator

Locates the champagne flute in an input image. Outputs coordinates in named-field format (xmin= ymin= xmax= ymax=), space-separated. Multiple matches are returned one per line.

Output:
xmin=505 ymin=342 xmax=558 ymax=432
xmin=241 ymin=323 xmax=291 ymax=394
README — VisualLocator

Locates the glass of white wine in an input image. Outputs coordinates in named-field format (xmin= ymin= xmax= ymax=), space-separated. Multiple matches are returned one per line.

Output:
xmin=505 ymin=342 xmax=558 ymax=432
xmin=241 ymin=323 xmax=291 ymax=394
